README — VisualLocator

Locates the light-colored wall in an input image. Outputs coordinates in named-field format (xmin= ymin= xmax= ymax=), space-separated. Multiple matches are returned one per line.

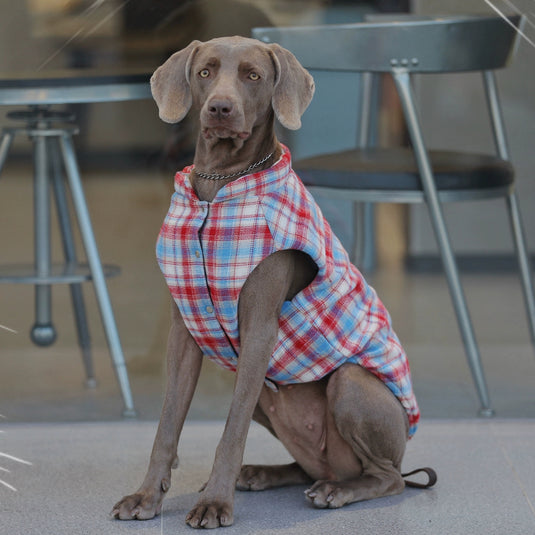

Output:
xmin=409 ymin=0 xmax=535 ymax=257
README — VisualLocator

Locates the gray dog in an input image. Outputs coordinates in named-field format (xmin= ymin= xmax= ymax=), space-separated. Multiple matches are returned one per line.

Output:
xmin=112 ymin=36 xmax=435 ymax=529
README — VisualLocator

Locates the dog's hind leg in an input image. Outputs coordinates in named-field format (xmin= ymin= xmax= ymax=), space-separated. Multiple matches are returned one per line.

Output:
xmin=237 ymin=462 xmax=313 ymax=491
xmin=305 ymin=363 xmax=408 ymax=509
xmin=236 ymin=402 xmax=313 ymax=491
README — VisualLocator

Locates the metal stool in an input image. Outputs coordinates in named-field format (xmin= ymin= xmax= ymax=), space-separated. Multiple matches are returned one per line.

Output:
xmin=0 ymin=106 xmax=135 ymax=417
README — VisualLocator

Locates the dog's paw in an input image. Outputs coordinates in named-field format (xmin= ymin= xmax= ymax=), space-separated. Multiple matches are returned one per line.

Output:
xmin=185 ymin=501 xmax=234 ymax=529
xmin=111 ymin=486 xmax=167 ymax=520
xmin=304 ymin=480 xmax=353 ymax=509
xmin=236 ymin=465 xmax=273 ymax=491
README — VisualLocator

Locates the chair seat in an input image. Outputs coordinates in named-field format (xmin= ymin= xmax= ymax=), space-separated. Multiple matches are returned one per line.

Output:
xmin=295 ymin=148 xmax=514 ymax=192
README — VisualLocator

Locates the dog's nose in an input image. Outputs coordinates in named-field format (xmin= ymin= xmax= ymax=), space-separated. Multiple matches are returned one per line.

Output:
xmin=208 ymin=98 xmax=234 ymax=118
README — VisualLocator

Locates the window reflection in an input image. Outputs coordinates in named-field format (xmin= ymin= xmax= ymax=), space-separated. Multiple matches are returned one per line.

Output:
xmin=0 ymin=1 xmax=409 ymax=170
xmin=2 ymin=1 xmax=410 ymax=73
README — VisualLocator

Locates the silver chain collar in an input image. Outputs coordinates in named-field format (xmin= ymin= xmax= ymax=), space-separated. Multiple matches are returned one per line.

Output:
xmin=194 ymin=152 xmax=274 ymax=181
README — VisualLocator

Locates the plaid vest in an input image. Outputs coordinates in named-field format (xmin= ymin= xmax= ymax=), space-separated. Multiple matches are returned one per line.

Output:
xmin=156 ymin=146 xmax=419 ymax=436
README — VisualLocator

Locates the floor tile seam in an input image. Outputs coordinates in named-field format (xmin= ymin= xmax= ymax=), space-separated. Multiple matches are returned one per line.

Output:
xmin=489 ymin=422 xmax=535 ymax=523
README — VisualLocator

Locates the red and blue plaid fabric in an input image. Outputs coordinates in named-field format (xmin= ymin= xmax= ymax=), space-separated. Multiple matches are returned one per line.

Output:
xmin=156 ymin=145 xmax=419 ymax=436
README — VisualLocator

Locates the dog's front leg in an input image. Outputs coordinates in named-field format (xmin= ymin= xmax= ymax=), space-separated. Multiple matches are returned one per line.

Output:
xmin=112 ymin=302 xmax=203 ymax=520
xmin=184 ymin=310 xmax=275 ymax=529
xmin=185 ymin=253 xmax=295 ymax=529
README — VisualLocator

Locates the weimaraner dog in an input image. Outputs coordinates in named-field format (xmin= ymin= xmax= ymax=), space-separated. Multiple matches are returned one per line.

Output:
xmin=112 ymin=36 xmax=435 ymax=529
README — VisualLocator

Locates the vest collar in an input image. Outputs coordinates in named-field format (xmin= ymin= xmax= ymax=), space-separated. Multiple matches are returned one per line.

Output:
xmin=175 ymin=144 xmax=292 ymax=202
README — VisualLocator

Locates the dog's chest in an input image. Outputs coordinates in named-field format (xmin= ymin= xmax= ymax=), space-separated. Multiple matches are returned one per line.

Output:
xmin=156 ymin=192 xmax=277 ymax=360
xmin=158 ymin=194 xmax=274 ymax=294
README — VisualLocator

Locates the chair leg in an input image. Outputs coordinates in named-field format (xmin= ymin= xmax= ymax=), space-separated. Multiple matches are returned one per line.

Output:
xmin=0 ymin=131 xmax=14 ymax=175
xmin=353 ymin=202 xmax=376 ymax=272
xmin=58 ymin=133 xmax=136 ymax=417
xmin=49 ymin=137 xmax=96 ymax=388
xmin=353 ymin=202 xmax=365 ymax=268
xmin=392 ymin=70 xmax=493 ymax=416
xmin=426 ymin=198 xmax=493 ymax=415
xmin=362 ymin=203 xmax=376 ymax=271
xmin=506 ymin=192 xmax=535 ymax=347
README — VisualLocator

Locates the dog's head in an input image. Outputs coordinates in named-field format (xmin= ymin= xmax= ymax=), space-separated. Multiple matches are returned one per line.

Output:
xmin=150 ymin=36 xmax=315 ymax=141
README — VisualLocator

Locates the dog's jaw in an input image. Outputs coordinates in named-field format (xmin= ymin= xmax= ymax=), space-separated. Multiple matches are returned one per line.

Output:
xmin=201 ymin=127 xmax=251 ymax=150
xmin=195 ymin=107 xmax=276 ymax=170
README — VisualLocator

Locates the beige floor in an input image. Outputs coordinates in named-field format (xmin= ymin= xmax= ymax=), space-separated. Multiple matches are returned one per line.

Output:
xmin=1 ymin=162 xmax=535 ymax=424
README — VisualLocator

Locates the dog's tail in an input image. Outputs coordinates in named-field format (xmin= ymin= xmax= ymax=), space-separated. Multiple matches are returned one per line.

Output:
xmin=402 ymin=467 xmax=437 ymax=489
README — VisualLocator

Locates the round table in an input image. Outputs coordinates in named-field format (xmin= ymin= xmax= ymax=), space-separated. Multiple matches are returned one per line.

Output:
xmin=0 ymin=70 xmax=151 ymax=105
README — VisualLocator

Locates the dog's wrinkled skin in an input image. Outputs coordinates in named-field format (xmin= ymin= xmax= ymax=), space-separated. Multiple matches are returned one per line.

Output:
xmin=112 ymin=37 xmax=411 ymax=529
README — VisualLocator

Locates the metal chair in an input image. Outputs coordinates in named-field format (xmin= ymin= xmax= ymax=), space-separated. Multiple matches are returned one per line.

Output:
xmin=253 ymin=15 xmax=535 ymax=417
xmin=0 ymin=107 xmax=136 ymax=417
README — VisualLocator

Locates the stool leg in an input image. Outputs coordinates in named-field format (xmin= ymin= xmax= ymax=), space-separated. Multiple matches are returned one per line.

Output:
xmin=506 ymin=191 xmax=535 ymax=348
xmin=31 ymin=132 xmax=57 ymax=347
xmin=48 ymin=137 xmax=96 ymax=387
xmin=58 ymin=133 xmax=136 ymax=417
xmin=0 ymin=131 xmax=14 ymax=175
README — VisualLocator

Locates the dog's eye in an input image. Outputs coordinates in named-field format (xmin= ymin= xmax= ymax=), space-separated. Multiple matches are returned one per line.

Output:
xmin=248 ymin=72 xmax=260 ymax=81
xmin=199 ymin=69 xmax=210 ymax=78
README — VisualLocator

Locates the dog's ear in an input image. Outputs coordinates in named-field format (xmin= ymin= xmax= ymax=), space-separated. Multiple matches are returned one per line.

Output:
xmin=268 ymin=43 xmax=315 ymax=130
xmin=150 ymin=41 xmax=201 ymax=123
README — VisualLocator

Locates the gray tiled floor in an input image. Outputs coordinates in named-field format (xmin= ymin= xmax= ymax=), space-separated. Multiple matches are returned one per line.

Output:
xmin=1 ymin=420 xmax=535 ymax=534
xmin=1 ymin=165 xmax=535 ymax=533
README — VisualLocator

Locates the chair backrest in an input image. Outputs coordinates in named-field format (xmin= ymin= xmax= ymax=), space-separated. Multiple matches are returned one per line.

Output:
xmin=252 ymin=15 xmax=523 ymax=74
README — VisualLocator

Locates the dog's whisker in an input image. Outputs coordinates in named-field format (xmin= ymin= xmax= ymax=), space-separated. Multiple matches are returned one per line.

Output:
xmin=0 ymin=478 xmax=18 ymax=492
xmin=0 ymin=452 xmax=33 ymax=466
xmin=0 ymin=448 xmax=32 ymax=494
xmin=483 ymin=0 xmax=535 ymax=49
xmin=37 ymin=0 xmax=133 ymax=70
xmin=36 ymin=29 xmax=85 ymax=71
xmin=0 ymin=324 xmax=17 ymax=334
xmin=496 ymin=0 xmax=535 ymax=30
xmin=88 ymin=1 xmax=132 ymax=39
xmin=0 ymin=478 xmax=17 ymax=492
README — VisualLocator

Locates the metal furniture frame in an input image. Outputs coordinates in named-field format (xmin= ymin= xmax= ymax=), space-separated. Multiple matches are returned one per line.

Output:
xmin=0 ymin=72 xmax=151 ymax=417
xmin=253 ymin=15 xmax=535 ymax=416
